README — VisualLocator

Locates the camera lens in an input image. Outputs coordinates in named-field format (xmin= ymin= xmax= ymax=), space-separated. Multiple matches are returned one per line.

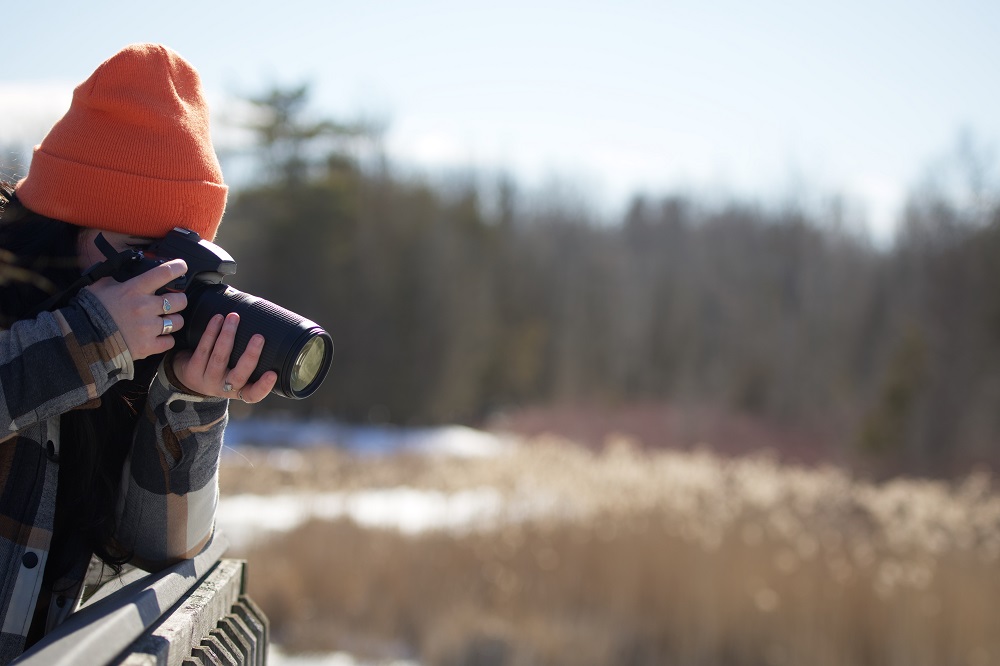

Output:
xmin=291 ymin=336 xmax=328 ymax=393
xmin=180 ymin=284 xmax=333 ymax=399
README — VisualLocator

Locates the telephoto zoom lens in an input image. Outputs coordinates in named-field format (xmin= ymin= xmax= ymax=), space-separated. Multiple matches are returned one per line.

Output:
xmin=179 ymin=284 xmax=334 ymax=399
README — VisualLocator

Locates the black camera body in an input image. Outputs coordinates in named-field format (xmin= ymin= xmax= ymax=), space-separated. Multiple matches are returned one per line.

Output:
xmin=112 ymin=228 xmax=333 ymax=399
xmin=113 ymin=226 xmax=239 ymax=293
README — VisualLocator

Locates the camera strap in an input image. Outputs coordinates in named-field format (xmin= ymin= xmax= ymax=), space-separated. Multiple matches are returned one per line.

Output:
xmin=26 ymin=233 xmax=143 ymax=318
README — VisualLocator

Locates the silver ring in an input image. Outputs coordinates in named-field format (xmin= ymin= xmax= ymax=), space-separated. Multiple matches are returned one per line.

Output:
xmin=223 ymin=381 xmax=233 ymax=393
xmin=161 ymin=318 xmax=174 ymax=336
xmin=238 ymin=389 xmax=246 ymax=402
xmin=162 ymin=297 xmax=172 ymax=314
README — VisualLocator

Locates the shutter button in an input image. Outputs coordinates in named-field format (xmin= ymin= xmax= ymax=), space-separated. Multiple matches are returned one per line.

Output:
xmin=22 ymin=552 xmax=38 ymax=569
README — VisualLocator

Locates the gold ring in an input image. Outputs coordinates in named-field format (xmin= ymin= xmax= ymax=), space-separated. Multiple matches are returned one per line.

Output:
xmin=238 ymin=389 xmax=246 ymax=402
xmin=162 ymin=297 xmax=172 ymax=314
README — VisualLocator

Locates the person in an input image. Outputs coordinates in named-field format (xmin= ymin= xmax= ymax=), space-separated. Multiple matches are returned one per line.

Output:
xmin=0 ymin=43 xmax=277 ymax=662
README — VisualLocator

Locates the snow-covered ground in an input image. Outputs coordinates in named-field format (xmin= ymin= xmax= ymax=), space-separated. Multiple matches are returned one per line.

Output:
xmin=269 ymin=646 xmax=419 ymax=666
xmin=216 ymin=486 xmax=507 ymax=549
xmin=223 ymin=418 xmax=510 ymax=458
xmin=218 ymin=418 xmax=529 ymax=548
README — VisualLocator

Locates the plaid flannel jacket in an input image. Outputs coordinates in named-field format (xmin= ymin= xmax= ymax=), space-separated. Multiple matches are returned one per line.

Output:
xmin=0 ymin=288 xmax=227 ymax=664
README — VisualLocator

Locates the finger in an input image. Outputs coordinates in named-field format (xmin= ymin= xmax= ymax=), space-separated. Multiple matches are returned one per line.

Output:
xmin=159 ymin=292 xmax=189 ymax=315
xmin=131 ymin=328 xmax=176 ymax=360
xmin=151 ymin=333 xmax=177 ymax=356
xmin=238 ymin=371 xmax=278 ymax=404
xmin=131 ymin=259 xmax=188 ymax=294
xmin=157 ymin=314 xmax=184 ymax=336
xmin=188 ymin=313 xmax=225 ymax=374
xmin=206 ymin=313 xmax=240 ymax=378
xmin=223 ymin=334 xmax=266 ymax=388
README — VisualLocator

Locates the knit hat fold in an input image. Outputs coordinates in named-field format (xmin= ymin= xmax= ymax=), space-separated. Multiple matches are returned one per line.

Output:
xmin=15 ymin=43 xmax=228 ymax=240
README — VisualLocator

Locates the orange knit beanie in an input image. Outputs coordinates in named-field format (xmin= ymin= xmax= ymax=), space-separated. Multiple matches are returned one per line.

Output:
xmin=15 ymin=43 xmax=228 ymax=240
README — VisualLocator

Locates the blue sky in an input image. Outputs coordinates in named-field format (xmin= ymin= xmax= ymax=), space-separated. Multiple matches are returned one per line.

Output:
xmin=3 ymin=0 xmax=998 ymax=241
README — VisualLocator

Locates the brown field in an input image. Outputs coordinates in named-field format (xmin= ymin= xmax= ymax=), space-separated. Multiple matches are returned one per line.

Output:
xmin=220 ymin=436 xmax=1000 ymax=666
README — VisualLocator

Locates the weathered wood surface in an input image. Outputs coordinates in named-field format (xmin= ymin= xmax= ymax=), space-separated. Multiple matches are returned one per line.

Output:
xmin=14 ymin=534 xmax=269 ymax=666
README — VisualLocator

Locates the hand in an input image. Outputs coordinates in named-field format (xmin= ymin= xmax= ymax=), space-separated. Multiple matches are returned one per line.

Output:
xmin=86 ymin=260 xmax=189 ymax=360
xmin=170 ymin=312 xmax=278 ymax=403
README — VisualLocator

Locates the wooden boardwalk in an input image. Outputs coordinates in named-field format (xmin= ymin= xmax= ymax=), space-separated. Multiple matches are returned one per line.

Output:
xmin=15 ymin=535 xmax=268 ymax=665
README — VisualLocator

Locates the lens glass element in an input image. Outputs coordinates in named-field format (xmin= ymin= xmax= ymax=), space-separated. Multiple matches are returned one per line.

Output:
xmin=291 ymin=336 xmax=327 ymax=393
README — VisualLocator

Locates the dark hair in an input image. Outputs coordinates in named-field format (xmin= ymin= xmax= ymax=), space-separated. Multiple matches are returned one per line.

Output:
xmin=0 ymin=185 xmax=160 ymax=581
xmin=0 ymin=186 xmax=80 ymax=327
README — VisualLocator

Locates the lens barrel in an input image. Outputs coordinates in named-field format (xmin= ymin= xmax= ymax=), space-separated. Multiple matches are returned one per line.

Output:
xmin=179 ymin=283 xmax=333 ymax=399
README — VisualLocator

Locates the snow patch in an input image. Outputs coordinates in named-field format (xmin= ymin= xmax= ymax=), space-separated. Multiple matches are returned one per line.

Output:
xmin=269 ymin=645 xmax=419 ymax=666
xmin=217 ymin=487 xmax=506 ymax=549
xmin=223 ymin=419 xmax=510 ymax=458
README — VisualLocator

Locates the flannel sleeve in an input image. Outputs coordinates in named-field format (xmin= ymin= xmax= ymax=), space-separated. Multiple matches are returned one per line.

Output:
xmin=0 ymin=288 xmax=133 ymax=435
xmin=114 ymin=357 xmax=228 ymax=570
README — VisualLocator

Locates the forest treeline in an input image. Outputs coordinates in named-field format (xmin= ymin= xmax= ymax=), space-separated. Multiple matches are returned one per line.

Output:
xmin=5 ymin=87 xmax=999 ymax=474
xmin=208 ymin=88 xmax=1000 ymax=475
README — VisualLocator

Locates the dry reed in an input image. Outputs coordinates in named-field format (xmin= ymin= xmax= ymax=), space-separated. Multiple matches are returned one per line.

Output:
xmin=221 ymin=436 xmax=1000 ymax=666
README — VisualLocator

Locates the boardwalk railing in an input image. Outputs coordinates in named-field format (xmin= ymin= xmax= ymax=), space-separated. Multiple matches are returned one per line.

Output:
xmin=14 ymin=534 xmax=268 ymax=665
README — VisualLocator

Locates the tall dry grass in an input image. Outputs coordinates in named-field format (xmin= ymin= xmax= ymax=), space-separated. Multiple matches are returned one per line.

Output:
xmin=221 ymin=437 xmax=1000 ymax=666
